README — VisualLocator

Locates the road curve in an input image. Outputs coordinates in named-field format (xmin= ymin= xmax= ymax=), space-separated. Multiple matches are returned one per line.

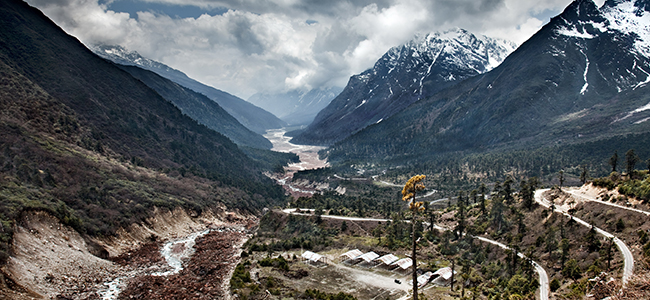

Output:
xmin=564 ymin=188 xmax=650 ymax=216
xmin=534 ymin=189 xmax=633 ymax=286
xmin=474 ymin=236 xmax=549 ymax=300
xmin=281 ymin=208 xmax=549 ymax=299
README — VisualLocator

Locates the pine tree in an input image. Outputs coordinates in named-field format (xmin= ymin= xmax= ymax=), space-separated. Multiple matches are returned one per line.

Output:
xmin=625 ymin=149 xmax=639 ymax=175
xmin=456 ymin=190 xmax=466 ymax=238
xmin=502 ymin=178 xmax=514 ymax=205
xmin=609 ymin=151 xmax=618 ymax=173
xmin=560 ymin=238 xmax=570 ymax=266
xmin=479 ymin=184 xmax=487 ymax=216
xmin=545 ymin=227 xmax=557 ymax=261
xmin=580 ymin=165 xmax=588 ymax=185
xmin=520 ymin=177 xmax=538 ymax=210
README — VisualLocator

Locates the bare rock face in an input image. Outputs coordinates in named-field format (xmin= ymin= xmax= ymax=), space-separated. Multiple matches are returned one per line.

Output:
xmin=5 ymin=211 xmax=119 ymax=299
xmin=2 ymin=207 xmax=255 ymax=299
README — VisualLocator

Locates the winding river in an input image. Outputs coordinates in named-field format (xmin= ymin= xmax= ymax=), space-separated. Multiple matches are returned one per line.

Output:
xmin=264 ymin=128 xmax=329 ymax=172
xmin=264 ymin=129 xmax=330 ymax=196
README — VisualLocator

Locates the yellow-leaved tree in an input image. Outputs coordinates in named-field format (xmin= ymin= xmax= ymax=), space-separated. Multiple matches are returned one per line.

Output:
xmin=402 ymin=174 xmax=426 ymax=300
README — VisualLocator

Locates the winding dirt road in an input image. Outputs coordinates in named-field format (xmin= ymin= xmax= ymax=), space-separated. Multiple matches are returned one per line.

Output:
xmin=534 ymin=189 xmax=634 ymax=286
xmin=564 ymin=187 xmax=650 ymax=216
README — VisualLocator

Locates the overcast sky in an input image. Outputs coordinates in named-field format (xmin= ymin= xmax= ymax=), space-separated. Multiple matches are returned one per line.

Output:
xmin=26 ymin=0 xmax=605 ymax=99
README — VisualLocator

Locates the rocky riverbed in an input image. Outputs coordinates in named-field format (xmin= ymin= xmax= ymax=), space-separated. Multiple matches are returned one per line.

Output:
xmin=1 ymin=208 xmax=255 ymax=299
xmin=264 ymin=129 xmax=331 ymax=198
xmin=117 ymin=227 xmax=249 ymax=299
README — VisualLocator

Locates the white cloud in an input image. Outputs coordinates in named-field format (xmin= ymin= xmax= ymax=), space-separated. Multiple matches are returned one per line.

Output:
xmin=26 ymin=0 xmax=596 ymax=99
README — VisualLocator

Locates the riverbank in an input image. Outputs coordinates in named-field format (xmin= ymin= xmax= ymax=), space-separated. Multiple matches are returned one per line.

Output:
xmin=264 ymin=129 xmax=330 ymax=198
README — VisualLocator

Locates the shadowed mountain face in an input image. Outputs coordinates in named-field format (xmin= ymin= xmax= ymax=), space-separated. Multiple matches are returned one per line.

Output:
xmin=325 ymin=0 xmax=650 ymax=165
xmin=116 ymin=65 xmax=273 ymax=149
xmin=91 ymin=44 xmax=286 ymax=135
xmin=0 ymin=0 xmax=284 ymax=262
xmin=291 ymin=28 xmax=517 ymax=146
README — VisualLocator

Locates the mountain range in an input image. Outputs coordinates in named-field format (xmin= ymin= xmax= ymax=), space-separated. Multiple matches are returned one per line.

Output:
xmin=248 ymin=86 xmax=343 ymax=126
xmin=91 ymin=44 xmax=286 ymax=135
xmin=291 ymin=28 xmax=517 ymax=146
xmin=325 ymin=0 xmax=650 ymax=166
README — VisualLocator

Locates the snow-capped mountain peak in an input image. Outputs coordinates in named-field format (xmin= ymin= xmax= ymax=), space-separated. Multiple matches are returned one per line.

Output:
xmin=91 ymin=44 xmax=178 ymax=74
xmin=381 ymin=28 xmax=517 ymax=84
xmin=291 ymin=28 xmax=517 ymax=146
xmin=554 ymin=0 xmax=650 ymax=57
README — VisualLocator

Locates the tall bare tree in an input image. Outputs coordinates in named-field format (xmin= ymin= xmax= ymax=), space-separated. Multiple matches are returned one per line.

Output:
xmin=402 ymin=174 xmax=426 ymax=300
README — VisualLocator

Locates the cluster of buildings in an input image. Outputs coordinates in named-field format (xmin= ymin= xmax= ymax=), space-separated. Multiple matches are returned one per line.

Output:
xmin=299 ymin=249 xmax=454 ymax=288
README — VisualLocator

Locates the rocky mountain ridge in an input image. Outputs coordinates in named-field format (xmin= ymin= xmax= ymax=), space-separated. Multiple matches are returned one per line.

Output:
xmin=291 ymin=28 xmax=517 ymax=146
xmin=325 ymin=0 xmax=650 ymax=166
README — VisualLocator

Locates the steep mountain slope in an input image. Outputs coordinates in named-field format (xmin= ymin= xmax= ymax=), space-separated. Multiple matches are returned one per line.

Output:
xmin=117 ymin=65 xmax=272 ymax=149
xmin=92 ymin=45 xmax=286 ymax=134
xmin=0 ymin=0 xmax=285 ymax=264
xmin=292 ymin=28 xmax=516 ymax=146
xmin=247 ymin=87 xmax=343 ymax=126
xmin=326 ymin=0 xmax=650 ymax=165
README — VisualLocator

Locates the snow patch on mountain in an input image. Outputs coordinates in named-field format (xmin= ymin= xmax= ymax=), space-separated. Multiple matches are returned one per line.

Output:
xmin=557 ymin=26 xmax=597 ymax=39
xmin=580 ymin=48 xmax=590 ymax=94
xmin=601 ymin=0 xmax=650 ymax=57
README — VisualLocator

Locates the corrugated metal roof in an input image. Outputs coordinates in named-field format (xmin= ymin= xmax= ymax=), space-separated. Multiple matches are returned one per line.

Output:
xmin=358 ymin=251 xmax=379 ymax=262
xmin=301 ymin=251 xmax=323 ymax=262
xmin=433 ymin=267 xmax=453 ymax=280
xmin=377 ymin=254 xmax=399 ymax=265
xmin=392 ymin=258 xmax=413 ymax=269
xmin=340 ymin=249 xmax=363 ymax=260
xmin=418 ymin=271 xmax=434 ymax=287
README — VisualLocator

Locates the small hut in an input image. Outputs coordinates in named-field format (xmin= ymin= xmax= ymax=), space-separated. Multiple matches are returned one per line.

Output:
xmin=417 ymin=271 xmax=434 ymax=288
xmin=339 ymin=249 xmax=364 ymax=264
xmin=301 ymin=251 xmax=328 ymax=266
xmin=376 ymin=254 xmax=399 ymax=269
xmin=431 ymin=267 xmax=455 ymax=286
xmin=356 ymin=251 xmax=380 ymax=267
xmin=390 ymin=258 xmax=413 ymax=274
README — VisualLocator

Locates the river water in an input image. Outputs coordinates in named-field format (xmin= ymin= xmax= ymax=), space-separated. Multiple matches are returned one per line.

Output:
xmin=264 ymin=128 xmax=329 ymax=172
xmin=99 ymin=130 xmax=328 ymax=299
xmin=264 ymin=129 xmax=331 ymax=197
xmin=99 ymin=229 xmax=212 ymax=299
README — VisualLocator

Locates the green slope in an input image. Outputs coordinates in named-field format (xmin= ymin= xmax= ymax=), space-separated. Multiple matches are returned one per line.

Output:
xmin=0 ymin=0 xmax=285 ymax=263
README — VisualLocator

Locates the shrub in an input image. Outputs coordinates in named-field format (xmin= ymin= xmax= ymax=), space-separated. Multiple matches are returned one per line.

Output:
xmin=562 ymin=259 xmax=582 ymax=280
xmin=258 ymin=256 xmax=289 ymax=271
xmin=230 ymin=262 xmax=251 ymax=289
xmin=550 ymin=278 xmax=560 ymax=291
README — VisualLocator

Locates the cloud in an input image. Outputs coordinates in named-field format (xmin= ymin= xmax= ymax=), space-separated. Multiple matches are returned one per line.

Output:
xmin=26 ymin=0 xmax=595 ymax=99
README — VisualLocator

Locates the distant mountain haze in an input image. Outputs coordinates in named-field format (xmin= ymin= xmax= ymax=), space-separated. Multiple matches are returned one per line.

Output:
xmin=291 ymin=28 xmax=517 ymax=146
xmin=325 ymin=0 xmax=650 ymax=165
xmin=248 ymin=86 xmax=343 ymax=126
xmin=91 ymin=45 xmax=286 ymax=135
